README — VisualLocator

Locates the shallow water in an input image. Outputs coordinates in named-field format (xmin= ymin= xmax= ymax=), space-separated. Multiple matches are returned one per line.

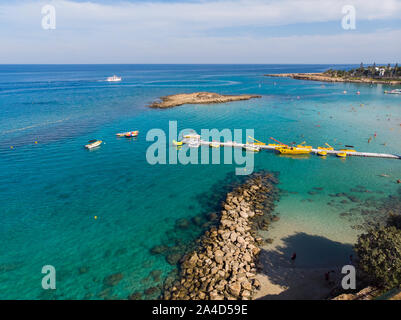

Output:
xmin=0 ymin=64 xmax=400 ymax=299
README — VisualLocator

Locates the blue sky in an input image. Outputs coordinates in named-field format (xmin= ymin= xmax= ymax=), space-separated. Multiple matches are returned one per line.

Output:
xmin=0 ymin=0 xmax=400 ymax=63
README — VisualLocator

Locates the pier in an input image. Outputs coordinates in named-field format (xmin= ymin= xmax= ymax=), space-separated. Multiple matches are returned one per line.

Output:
xmin=181 ymin=135 xmax=401 ymax=160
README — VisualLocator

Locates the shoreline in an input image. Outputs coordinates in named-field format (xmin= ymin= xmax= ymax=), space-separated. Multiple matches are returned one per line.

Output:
xmin=253 ymin=219 xmax=355 ymax=300
xmin=265 ymin=73 xmax=401 ymax=85
xmin=148 ymin=92 xmax=261 ymax=109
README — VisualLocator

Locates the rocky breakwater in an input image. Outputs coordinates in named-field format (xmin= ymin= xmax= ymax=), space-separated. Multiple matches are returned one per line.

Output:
xmin=163 ymin=172 xmax=279 ymax=300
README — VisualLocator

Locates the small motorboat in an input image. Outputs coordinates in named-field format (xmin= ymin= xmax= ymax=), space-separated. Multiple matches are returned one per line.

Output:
xmin=317 ymin=150 xmax=327 ymax=156
xmin=107 ymin=75 xmax=122 ymax=82
xmin=116 ymin=131 xmax=138 ymax=137
xmin=243 ymin=145 xmax=260 ymax=152
xmin=340 ymin=149 xmax=356 ymax=153
xmin=125 ymin=131 xmax=139 ymax=138
xmin=85 ymin=140 xmax=102 ymax=149
xmin=172 ymin=140 xmax=183 ymax=146
xmin=210 ymin=141 xmax=220 ymax=148
xmin=337 ymin=152 xmax=347 ymax=158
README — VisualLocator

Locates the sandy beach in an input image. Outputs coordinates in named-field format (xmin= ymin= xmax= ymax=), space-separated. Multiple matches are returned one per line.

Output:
xmin=254 ymin=218 xmax=355 ymax=300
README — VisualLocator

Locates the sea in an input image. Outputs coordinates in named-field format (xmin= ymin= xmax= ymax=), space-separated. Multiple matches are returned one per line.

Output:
xmin=0 ymin=64 xmax=400 ymax=299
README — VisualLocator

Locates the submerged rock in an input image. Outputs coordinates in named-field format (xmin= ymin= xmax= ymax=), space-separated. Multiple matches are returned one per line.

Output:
xmin=128 ymin=292 xmax=142 ymax=300
xmin=176 ymin=218 xmax=190 ymax=229
xmin=103 ymin=273 xmax=123 ymax=287
xmin=166 ymin=253 xmax=182 ymax=265
xmin=150 ymin=245 xmax=168 ymax=255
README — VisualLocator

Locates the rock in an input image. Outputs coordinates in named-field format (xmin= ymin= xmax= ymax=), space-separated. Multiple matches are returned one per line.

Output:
xmin=241 ymin=290 xmax=251 ymax=299
xmin=150 ymin=270 xmax=162 ymax=282
xmin=176 ymin=218 xmax=190 ymax=229
xmin=78 ymin=266 xmax=89 ymax=274
xmin=227 ymin=282 xmax=241 ymax=297
xmin=210 ymin=291 xmax=224 ymax=300
xmin=214 ymin=250 xmax=224 ymax=264
xmin=145 ymin=286 xmax=160 ymax=297
xmin=128 ymin=292 xmax=142 ymax=300
xmin=208 ymin=212 xmax=218 ymax=221
xmin=242 ymin=253 xmax=252 ymax=263
xmin=103 ymin=273 xmax=123 ymax=287
xmin=253 ymin=279 xmax=261 ymax=289
xmin=241 ymin=280 xmax=252 ymax=291
xmin=192 ymin=216 xmax=203 ymax=226
xmin=187 ymin=252 xmax=199 ymax=266
xmin=150 ymin=245 xmax=168 ymax=255
xmin=166 ymin=253 xmax=182 ymax=265
xmin=239 ymin=211 xmax=248 ymax=218
xmin=236 ymin=236 xmax=246 ymax=245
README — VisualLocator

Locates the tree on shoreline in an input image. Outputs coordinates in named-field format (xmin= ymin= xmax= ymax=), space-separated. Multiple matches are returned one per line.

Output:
xmin=324 ymin=63 xmax=401 ymax=80
xmin=355 ymin=220 xmax=401 ymax=290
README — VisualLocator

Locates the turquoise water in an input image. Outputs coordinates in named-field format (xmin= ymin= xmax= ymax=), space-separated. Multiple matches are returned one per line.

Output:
xmin=0 ymin=65 xmax=400 ymax=299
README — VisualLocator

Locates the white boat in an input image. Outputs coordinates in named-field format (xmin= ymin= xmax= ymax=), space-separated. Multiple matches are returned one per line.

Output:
xmin=85 ymin=140 xmax=102 ymax=149
xmin=384 ymin=89 xmax=401 ymax=95
xmin=107 ymin=75 xmax=122 ymax=82
xmin=210 ymin=141 xmax=220 ymax=148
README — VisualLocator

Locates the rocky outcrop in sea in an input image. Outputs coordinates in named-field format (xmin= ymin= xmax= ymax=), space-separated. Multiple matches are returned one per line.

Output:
xmin=163 ymin=172 xmax=279 ymax=300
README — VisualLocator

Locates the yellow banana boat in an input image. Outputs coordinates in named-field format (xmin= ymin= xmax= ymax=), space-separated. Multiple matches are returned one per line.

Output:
xmin=277 ymin=146 xmax=311 ymax=155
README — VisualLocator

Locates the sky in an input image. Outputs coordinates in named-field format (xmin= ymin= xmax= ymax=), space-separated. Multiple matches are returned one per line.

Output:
xmin=0 ymin=0 xmax=400 ymax=64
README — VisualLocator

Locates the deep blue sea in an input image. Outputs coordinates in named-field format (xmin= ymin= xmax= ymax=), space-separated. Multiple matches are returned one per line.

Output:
xmin=1 ymin=64 xmax=400 ymax=299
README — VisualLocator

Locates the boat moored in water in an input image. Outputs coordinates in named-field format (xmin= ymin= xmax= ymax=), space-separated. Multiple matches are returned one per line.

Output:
xmin=85 ymin=140 xmax=102 ymax=149
xmin=107 ymin=75 xmax=122 ymax=82
xmin=116 ymin=131 xmax=139 ymax=137
xmin=125 ymin=131 xmax=139 ymax=137
xmin=384 ymin=89 xmax=401 ymax=94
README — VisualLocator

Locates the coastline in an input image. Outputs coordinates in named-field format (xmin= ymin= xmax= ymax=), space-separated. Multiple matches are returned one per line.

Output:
xmin=265 ymin=73 xmax=401 ymax=85
xmin=148 ymin=92 xmax=261 ymax=109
